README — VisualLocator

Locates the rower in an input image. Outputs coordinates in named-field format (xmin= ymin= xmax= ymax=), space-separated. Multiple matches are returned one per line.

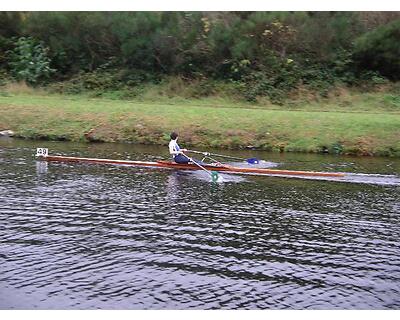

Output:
xmin=169 ymin=132 xmax=190 ymax=164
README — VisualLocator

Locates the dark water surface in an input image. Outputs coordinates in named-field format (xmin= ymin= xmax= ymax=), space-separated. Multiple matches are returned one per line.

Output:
xmin=1 ymin=138 xmax=399 ymax=309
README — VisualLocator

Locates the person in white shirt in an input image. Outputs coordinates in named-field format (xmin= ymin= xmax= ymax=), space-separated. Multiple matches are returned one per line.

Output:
xmin=169 ymin=131 xmax=189 ymax=164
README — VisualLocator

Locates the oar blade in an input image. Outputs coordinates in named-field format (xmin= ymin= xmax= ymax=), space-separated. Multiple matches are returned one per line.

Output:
xmin=247 ymin=158 xmax=260 ymax=164
xmin=211 ymin=171 xmax=219 ymax=182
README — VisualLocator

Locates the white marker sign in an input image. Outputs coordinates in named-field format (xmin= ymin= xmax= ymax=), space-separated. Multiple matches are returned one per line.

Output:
xmin=36 ymin=148 xmax=48 ymax=157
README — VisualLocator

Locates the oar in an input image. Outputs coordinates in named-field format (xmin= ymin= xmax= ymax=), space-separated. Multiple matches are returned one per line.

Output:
xmin=187 ymin=149 xmax=260 ymax=164
xmin=181 ymin=153 xmax=219 ymax=182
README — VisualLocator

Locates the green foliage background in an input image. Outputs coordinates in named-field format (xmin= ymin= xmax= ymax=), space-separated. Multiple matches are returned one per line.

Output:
xmin=1 ymin=12 xmax=400 ymax=101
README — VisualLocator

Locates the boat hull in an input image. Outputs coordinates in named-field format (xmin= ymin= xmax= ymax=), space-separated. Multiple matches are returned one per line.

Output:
xmin=40 ymin=155 xmax=345 ymax=178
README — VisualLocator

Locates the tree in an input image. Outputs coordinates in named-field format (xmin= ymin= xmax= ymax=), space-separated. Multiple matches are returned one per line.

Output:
xmin=8 ymin=37 xmax=56 ymax=84
xmin=354 ymin=19 xmax=400 ymax=80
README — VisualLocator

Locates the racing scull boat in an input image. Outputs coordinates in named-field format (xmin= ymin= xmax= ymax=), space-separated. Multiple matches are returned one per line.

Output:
xmin=36 ymin=148 xmax=345 ymax=178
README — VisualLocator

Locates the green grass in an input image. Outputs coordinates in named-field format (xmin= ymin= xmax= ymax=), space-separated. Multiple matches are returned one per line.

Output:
xmin=0 ymin=90 xmax=399 ymax=157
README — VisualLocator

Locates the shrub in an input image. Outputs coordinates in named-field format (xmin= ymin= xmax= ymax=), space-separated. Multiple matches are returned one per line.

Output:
xmin=239 ymin=55 xmax=302 ymax=103
xmin=8 ymin=37 xmax=56 ymax=85
xmin=353 ymin=19 xmax=400 ymax=80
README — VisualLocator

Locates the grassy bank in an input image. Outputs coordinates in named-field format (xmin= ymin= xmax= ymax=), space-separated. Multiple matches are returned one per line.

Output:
xmin=0 ymin=88 xmax=399 ymax=157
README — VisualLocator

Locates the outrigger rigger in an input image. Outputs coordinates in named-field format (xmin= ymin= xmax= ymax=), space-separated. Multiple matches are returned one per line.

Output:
xmin=35 ymin=148 xmax=346 ymax=181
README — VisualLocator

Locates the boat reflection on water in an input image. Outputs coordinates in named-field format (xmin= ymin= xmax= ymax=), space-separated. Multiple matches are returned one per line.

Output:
xmin=36 ymin=160 xmax=48 ymax=175
xmin=166 ymin=172 xmax=181 ymax=203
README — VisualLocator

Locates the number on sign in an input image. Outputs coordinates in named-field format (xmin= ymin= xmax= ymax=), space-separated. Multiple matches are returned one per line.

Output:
xmin=36 ymin=148 xmax=48 ymax=157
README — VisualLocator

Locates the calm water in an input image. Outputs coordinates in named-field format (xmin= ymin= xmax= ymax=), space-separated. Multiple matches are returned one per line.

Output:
xmin=0 ymin=138 xmax=399 ymax=309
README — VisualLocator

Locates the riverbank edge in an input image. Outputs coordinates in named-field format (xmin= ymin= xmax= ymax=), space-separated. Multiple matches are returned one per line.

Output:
xmin=4 ymin=121 xmax=400 ymax=158
xmin=9 ymin=135 xmax=399 ymax=158
xmin=0 ymin=93 xmax=399 ymax=158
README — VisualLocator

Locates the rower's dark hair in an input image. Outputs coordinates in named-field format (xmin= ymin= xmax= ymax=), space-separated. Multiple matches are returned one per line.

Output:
xmin=170 ymin=132 xmax=178 ymax=140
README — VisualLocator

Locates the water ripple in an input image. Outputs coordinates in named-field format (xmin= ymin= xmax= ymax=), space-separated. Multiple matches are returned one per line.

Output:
xmin=0 ymin=141 xmax=399 ymax=309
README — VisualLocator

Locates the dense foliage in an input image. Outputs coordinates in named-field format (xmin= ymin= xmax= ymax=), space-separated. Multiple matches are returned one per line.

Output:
xmin=354 ymin=19 xmax=400 ymax=80
xmin=1 ymin=12 xmax=399 ymax=100
xmin=8 ymin=37 xmax=55 ymax=84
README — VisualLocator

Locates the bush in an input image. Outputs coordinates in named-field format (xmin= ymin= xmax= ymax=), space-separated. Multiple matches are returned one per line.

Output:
xmin=353 ymin=19 xmax=400 ymax=80
xmin=0 ymin=70 xmax=12 ymax=87
xmin=48 ymin=65 xmax=160 ymax=98
xmin=239 ymin=55 xmax=303 ymax=103
xmin=8 ymin=37 xmax=56 ymax=85
xmin=0 ymin=36 xmax=13 ymax=68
